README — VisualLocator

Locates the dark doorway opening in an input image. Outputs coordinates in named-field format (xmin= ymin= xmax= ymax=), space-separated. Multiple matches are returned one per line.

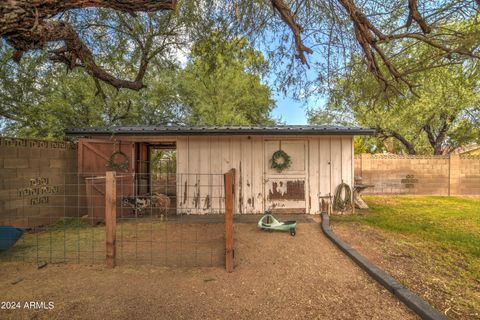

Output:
xmin=149 ymin=144 xmax=176 ymax=198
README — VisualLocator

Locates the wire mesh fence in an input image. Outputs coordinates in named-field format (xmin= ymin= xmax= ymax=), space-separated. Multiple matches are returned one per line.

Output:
xmin=0 ymin=172 xmax=229 ymax=267
xmin=116 ymin=172 xmax=226 ymax=267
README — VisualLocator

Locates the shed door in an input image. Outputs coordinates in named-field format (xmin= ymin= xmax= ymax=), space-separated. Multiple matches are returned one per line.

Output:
xmin=264 ymin=140 xmax=307 ymax=213
xmin=78 ymin=139 xmax=135 ymax=221
xmin=78 ymin=138 xmax=135 ymax=176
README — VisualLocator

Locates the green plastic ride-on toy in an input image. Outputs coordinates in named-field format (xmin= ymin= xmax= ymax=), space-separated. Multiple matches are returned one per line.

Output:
xmin=258 ymin=211 xmax=297 ymax=236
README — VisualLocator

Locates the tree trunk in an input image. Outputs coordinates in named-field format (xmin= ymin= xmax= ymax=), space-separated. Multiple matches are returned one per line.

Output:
xmin=423 ymin=114 xmax=454 ymax=155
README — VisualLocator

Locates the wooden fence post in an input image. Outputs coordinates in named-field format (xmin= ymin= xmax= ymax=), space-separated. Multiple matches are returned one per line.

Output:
xmin=105 ymin=171 xmax=117 ymax=268
xmin=224 ymin=168 xmax=235 ymax=273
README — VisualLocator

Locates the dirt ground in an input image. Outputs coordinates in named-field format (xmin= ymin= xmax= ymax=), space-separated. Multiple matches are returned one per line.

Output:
xmin=332 ymin=222 xmax=480 ymax=320
xmin=0 ymin=218 xmax=225 ymax=268
xmin=0 ymin=222 xmax=416 ymax=320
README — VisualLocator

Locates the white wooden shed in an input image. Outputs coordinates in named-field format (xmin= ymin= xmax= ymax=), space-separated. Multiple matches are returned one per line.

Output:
xmin=67 ymin=125 xmax=374 ymax=215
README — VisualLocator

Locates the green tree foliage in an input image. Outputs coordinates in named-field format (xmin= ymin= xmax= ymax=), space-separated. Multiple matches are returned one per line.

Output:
xmin=308 ymin=45 xmax=480 ymax=155
xmin=0 ymin=25 xmax=276 ymax=138
xmin=2 ymin=1 xmax=480 ymax=100
xmin=0 ymin=45 xmax=185 ymax=139
xmin=178 ymin=32 xmax=275 ymax=125
xmin=0 ymin=7 xmax=191 ymax=139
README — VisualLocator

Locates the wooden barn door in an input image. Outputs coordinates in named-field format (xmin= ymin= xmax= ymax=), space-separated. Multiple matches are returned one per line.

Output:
xmin=264 ymin=140 xmax=307 ymax=214
xmin=78 ymin=139 xmax=135 ymax=222
xmin=78 ymin=139 xmax=135 ymax=175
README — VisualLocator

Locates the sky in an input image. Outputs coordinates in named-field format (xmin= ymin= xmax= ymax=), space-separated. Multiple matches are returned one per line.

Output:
xmin=267 ymin=67 xmax=326 ymax=125
xmin=260 ymin=34 xmax=326 ymax=125
xmin=272 ymin=94 xmax=308 ymax=124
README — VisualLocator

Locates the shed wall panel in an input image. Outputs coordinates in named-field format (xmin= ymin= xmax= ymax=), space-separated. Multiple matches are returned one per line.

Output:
xmin=175 ymin=135 xmax=353 ymax=214
xmin=251 ymin=138 xmax=264 ymax=213
xmin=342 ymin=136 xmax=353 ymax=187
xmin=176 ymin=137 xmax=188 ymax=211
xmin=187 ymin=137 xmax=201 ymax=214
xmin=209 ymin=137 xmax=223 ymax=213
xmin=319 ymin=138 xmax=331 ymax=197
xmin=308 ymin=139 xmax=320 ymax=214
xmin=241 ymin=138 xmax=254 ymax=213
xmin=199 ymin=138 xmax=210 ymax=213
xmin=230 ymin=137 xmax=242 ymax=213
xmin=330 ymin=138 xmax=343 ymax=195
xmin=219 ymin=137 xmax=231 ymax=213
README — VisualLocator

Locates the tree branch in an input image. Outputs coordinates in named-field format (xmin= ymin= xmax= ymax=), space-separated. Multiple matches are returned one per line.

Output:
xmin=407 ymin=0 xmax=431 ymax=34
xmin=376 ymin=127 xmax=417 ymax=154
xmin=272 ymin=0 xmax=478 ymax=91
xmin=270 ymin=0 xmax=313 ymax=65
xmin=1 ymin=0 xmax=176 ymax=90
xmin=1 ymin=1 xmax=176 ymax=36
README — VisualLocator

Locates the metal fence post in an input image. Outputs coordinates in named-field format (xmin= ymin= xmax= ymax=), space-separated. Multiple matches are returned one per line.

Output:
xmin=105 ymin=171 xmax=117 ymax=268
xmin=224 ymin=168 xmax=235 ymax=273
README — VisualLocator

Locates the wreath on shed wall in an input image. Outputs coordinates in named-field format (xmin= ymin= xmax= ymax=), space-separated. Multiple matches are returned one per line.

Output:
xmin=270 ymin=150 xmax=292 ymax=172
xmin=107 ymin=151 xmax=129 ymax=171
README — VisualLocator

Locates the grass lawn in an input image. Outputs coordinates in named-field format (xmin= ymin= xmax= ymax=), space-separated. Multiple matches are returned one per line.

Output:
xmin=331 ymin=196 xmax=480 ymax=319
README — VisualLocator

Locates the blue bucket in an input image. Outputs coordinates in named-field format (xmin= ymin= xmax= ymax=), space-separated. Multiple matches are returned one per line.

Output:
xmin=0 ymin=226 xmax=24 ymax=251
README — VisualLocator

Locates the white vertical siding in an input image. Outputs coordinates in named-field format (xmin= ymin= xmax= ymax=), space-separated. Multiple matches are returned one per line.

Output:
xmin=308 ymin=139 xmax=320 ymax=214
xmin=199 ymin=137 xmax=210 ymax=213
xmin=341 ymin=136 xmax=353 ymax=188
xmin=230 ymin=137 xmax=241 ymax=213
xmin=176 ymin=137 xmax=188 ymax=212
xmin=209 ymin=137 xmax=222 ymax=213
xmin=319 ymin=138 xmax=331 ymax=197
xmin=219 ymin=137 xmax=231 ymax=213
xmin=241 ymin=138 xmax=254 ymax=213
xmin=251 ymin=137 xmax=264 ymax=213
xmin=188 ymin=137 xmax=201 ymax=214
xmin=176 ymin=135 xmax=353 ymax=214
xmin=330 ymin=137 xmax=343 ymax=195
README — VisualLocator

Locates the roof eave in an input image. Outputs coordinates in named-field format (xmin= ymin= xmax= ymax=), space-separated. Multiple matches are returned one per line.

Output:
xmin=64 ymin=128 xmax=376 ymax=136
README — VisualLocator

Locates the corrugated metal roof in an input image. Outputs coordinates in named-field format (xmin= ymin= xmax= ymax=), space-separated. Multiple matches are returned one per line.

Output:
xmin=65 ymin=125 xmax=375 ymax=136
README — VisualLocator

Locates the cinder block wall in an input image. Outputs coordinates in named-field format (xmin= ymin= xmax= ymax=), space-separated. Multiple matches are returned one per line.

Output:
xmin=355 ymin=154 xmax=480 ymax=195
xmin=458 ymin=156 xmax=480 ymax=195
xmin=0 ymin=137 xmax=79 ymax=228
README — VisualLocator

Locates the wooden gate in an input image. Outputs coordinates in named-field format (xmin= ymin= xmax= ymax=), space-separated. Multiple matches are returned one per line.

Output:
xmin=78 ymin=139 xmax=135 ymax=222
xmin=264 ymin=140 xmax=307 ymax=214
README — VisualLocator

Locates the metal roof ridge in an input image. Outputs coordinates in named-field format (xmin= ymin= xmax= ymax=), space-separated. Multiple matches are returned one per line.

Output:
xmin=64 ymin=125 xmax=375 ymax=137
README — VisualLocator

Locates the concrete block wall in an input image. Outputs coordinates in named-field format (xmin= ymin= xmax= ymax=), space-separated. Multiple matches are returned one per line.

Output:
xmin=0 ymin=137 xmax=79 ymax=228
xmin=355 ymin=153 xmax=480 ymax=195
xmin=458 ymin=156 xmax=480 ymax=195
